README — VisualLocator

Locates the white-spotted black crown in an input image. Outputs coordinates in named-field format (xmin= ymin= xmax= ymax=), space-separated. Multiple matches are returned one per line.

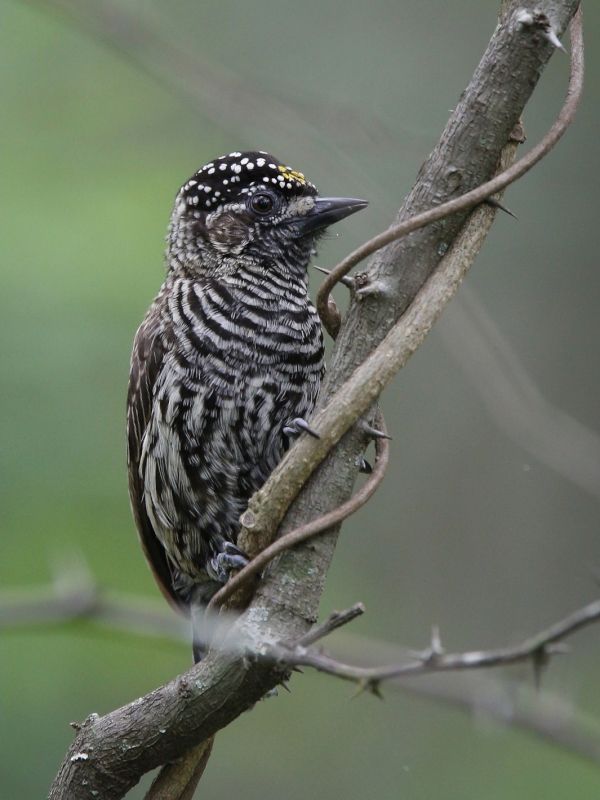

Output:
xmin=179 ymin=151 xmax=318 ymax=211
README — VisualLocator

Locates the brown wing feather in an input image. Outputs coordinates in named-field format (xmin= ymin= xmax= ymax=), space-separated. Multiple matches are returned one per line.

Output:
xmin=127 ymin=304 xmax=189 ymax=616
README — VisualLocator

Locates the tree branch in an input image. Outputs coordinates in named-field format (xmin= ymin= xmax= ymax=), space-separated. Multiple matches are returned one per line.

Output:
xmin=294 ymin=603 xmax=366 ymax=647
xmin=143 ymin=738 xmax=214 ymax=800
xmin=274 ymin=597 xmax=600 ymax=693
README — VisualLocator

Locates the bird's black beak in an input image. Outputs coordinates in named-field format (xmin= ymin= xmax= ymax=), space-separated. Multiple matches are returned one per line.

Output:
xmin=291 ymin=197 xmax=368 ymax=237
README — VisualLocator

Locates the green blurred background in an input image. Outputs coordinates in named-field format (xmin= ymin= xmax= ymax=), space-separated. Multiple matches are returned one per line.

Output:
xmin=2 ymin=1 xmax=600 ymax=797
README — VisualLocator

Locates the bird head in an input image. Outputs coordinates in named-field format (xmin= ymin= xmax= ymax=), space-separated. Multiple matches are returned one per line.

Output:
xmin=166 ymin=151 xmax=368 ymax=278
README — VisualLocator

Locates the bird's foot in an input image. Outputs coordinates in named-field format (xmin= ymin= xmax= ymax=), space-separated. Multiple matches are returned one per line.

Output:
xmin=212 ymin=542 xmax=249 ymax=584
xmin=283 ymin=417 xmax=320 ymax=440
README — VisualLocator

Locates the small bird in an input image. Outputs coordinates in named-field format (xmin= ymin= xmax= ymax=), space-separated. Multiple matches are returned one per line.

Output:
xmin=127 ymin=151 xmax=367 ymax=659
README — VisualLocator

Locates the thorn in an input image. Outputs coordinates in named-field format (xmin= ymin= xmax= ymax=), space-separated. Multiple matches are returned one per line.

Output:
xmin=361 ymin=422 xmax=392 ymax=441
xmin=515 ymin=10 xmax=566 ymax=54
xmin=532 ymin=646 xmax=550 ymax=691
xmin=370 ymin=681 xmax=384 ymax=700
xmin=351 ymin=679 xmax=384 ymax=700
xmin=350 ymin=679 xmax=369 ymax=698
xmin=430 ymin=625 xmax=444 ymax=657
xmin=279 ymin=680 xmax=292 ymax=693
xmin=411 ymin=625 xmax=445 ymax=663
xmin=289 ymin=665 xmax=304 ymax=674
xmin=485 ymin=196 xmax=518 ymax=219
xmin=358 ymin=458 xmax=372 ymax=475
xmin=542 ymin=27 xmax=566 ymax=53
xmin=313 ymin=264 xmax=355 ymax=289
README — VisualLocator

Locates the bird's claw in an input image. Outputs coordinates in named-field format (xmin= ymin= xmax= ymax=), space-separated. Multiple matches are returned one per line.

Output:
xmin=283 ymin=417 xmax=320 ymax=440
xmin=213 ymin=542 xmax=249 ymax=583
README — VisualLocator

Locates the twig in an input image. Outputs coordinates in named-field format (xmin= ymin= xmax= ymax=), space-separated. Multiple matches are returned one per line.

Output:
xmin=143 ymin=738 xmax=214 ymax=800
xmin=0 ymin=571 xmax=190 ymax=642
xmin=316 ymin=7 xmax=584 ymax=333
xmin=206 ymin=413 xmax=389 ymax=612
xmin=0 ymin=577 xmax=98 ymax=627
xmin=294 ymin=603 xmax=366 ymax=648
xmin=276 ymin=597 xmax=600 ymax=692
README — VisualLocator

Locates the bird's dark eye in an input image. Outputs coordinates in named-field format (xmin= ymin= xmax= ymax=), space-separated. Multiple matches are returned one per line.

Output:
xmin=250 ymin=193 xmax=274 ymax=214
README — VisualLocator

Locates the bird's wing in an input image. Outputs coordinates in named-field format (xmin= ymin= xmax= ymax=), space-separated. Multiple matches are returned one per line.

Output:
xmin=127 ymin=305 xmax=189 ymax=616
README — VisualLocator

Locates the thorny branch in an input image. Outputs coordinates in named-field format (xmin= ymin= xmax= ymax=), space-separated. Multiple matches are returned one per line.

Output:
xmin=294 ymin=603 xmax=366 ymax=647
xmin=274 ymin=598 xmax=600 ymax=695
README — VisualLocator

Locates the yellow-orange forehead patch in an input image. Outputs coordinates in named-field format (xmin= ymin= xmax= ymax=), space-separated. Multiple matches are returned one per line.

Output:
xmin=278 ymin=165 xmax=307 ymax=184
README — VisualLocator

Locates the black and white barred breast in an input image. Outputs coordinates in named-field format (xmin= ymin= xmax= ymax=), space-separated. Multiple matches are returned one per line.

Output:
xmin=131 ymin=265 xmax=323 ymax=606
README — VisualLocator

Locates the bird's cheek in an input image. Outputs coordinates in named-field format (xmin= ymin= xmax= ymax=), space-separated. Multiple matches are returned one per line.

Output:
xmin=207 ymin=236 xmax=250 ymax=256
xmin=206 ymin=213 xmax=252 ymax=255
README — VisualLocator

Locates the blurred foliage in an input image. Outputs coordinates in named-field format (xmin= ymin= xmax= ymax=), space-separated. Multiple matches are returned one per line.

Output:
xmin=1 ymin=0 xmax=600 ymax=797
